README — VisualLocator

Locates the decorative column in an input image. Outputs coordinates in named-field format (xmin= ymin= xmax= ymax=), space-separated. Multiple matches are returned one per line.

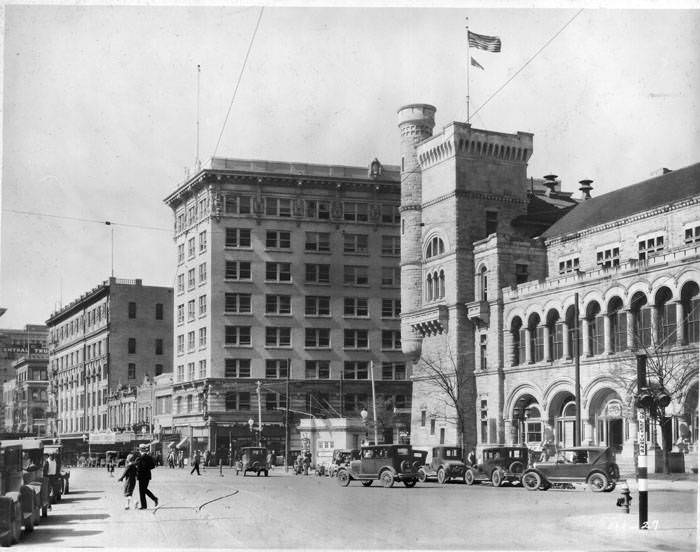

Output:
xmin=525 ymin=329 xmax=532 ymax=364
xmin=625 ymin=310 xmax=635 ymax=349
xmin=603 ymin=314 xmax=611 ymax=354
xmin=505 ymin=419 xmax=514 ymax=445
xmin=543 ymin=325 xmax=551 ymax=362
xmin=562 ymin=320 xmax=571 ymax=359
xmin=675 ymin=301 xmax=686 ymax=345
xmin=581 ymin=318 xmax=590 ymax=357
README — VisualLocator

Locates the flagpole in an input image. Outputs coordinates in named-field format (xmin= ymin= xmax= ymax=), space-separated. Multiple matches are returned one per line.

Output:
xmin=466 ymin=17 xmax=470 ymax=124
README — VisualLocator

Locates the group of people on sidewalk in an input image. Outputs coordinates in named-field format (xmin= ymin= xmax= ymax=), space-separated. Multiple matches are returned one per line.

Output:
xmin=117 ymin=443 xmax=159 ymax=510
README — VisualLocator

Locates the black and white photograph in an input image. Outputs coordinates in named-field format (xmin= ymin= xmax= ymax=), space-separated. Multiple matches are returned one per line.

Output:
xmin=0 ymin=1 xmax=698 ymax=550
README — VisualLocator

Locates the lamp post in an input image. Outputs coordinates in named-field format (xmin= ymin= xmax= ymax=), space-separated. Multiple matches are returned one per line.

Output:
xmin=82 ymin=433 xmax=91 ymax=461
xmin=248 ymin=417 xmax=255 ymax=446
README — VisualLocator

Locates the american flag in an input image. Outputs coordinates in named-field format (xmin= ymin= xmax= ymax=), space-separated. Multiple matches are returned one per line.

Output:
xmin=468 ymin=30 xmax=501 ymax=53
xmin=471 ymin=57 xmax=484 ymax=70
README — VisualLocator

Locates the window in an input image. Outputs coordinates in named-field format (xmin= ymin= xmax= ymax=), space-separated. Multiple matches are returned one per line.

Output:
xmin=382 ymin=266 xmax=400 ymax=287
xmin=343 ymin=329 xmax=368 ymax=349
xmin=344 ymin=265 xmax=369 ymax=286
xmin=198 ymin=263 xmax=207 ymax=283
xmin=305 ymin=296 xmax=330 ymax=316
xmin=225 ymin=228 xmax=252 ymax=248
xmin=225 ymin=358 xmax=251 ymax=378
xmin=426 ymin=236 xmax=445 ymax=259
xmin=225 ymin=260 xmax=252 ymax=280
xmin=155 ymin=364 xmax=163 ymax=376
xmin=155 ymin=339 xmax=163 ymax=355
xmin=265 ymin=359 xmax=289 ymax=378
xmin=515 ymin=264 xmax=529 ymax=284
xmin=426 ymin=270 xmax=445 ymax=300
xmin=199 ymin=230 xmax=207 ymax=253
xmin=305 ymin=328 xmax=330 ymax=348
xmin=265 ymin=262 xmax=292 ymax=282
xmin=381 ymin=235 xmax=400 ymax=256
xmin=225 ymin=392 xmax=250 ymax=411
xmin=305 ymin=360 xmax=330 ymax=379
xmin=187 ymin=362 xmax=195 ymax=380
xmin=596 ymin=246 xmax=620 ymax=268
xmin=381 ymin=204 xmax=400 ymax=224
xmin=305 ymin=232 xmax=331 ymax=252
xmin=198 ymin=197 xmax=209 ymax=219
xmin=421 ymin=410 xmax=426 ymax=427
xmin=558 ymin=257 xmax=580 ymax=274
xmin=155 ymin=303 xmax=163 ymax=320
xmin=224 ymin=195 xmax=252 ymax=214
xmin=344 ymin=297 xmax=368 ymax=317
xmin=480 ymin=334 xmax=487 ymax=370
xmin=343 ymin=393 xmax=367 ymax=413
xmin=305 ymin=200 xmax=331 ymax=220
xmin=198 ymin=295 xmax=206 ymax=316
xmin=343 ymin=202 xmax=368 ymax=222
xmin=656 ymin=288 xmax=676 ymax=347
xmin=128 ymin=338 xmax=136 ymax=354
xmin=586 ymin=302 xmax=604 ymax=356
xmin=177 ymin=334 xmax=184 ymax=354
xmin=177 ymin=304 xmax=184 ymax=324
xmin=266 ymin=230 xmax=291 ymax=249
xmin=199 ymin=359 xmax=207 ymax=378
xmin=305 ymin=264 xmax=330 ymax=284
xmin=199 ymin=327 xmax=207 ymax=348
xmin=480 ymin=400 xmax=488 ymax=443
xmin=187 ymin=331 xmax=195 ymax=351
xmin=430 ymin=419 xmax=436 ymax=435
xmin=177 ymin=243 xmax=185 ymax=264
xmin=609 ymin=298 xmax=627 ymax=353
xmin=631 ymin=294 xmax=652 ymax=348
xmin=684 ymin=223 xmax=700 ymax=245
xmin=638 ymin=235 xmax=664 ymax=261
xmin=344 ymin=233 xmax=368 ymax=254
xmin=188 ymin=299 xmax=195 ymax=321
xmin=177 ymin=274 xmax=185 ymax=293
xmin=188 ymin=237 xmax=196 ymax=259
xmin=266 ymin=393 xmax=281 ymax=411
xmin=128 ymin=363 xmax=136 ymax=380
xmin=682 ymin=282 xmax=700 ymax=343
xmin=265 ymin=327 xmax=291 ymax=347
xmin=265 ymin=295 xmax=291 ymax=315
xmin=187 ymin=268 xmax=196 ymax=289
xmin=381 ymin=330 xmax=401 ymax=350
xmin=225 ymin=326 xmax=252 ymax=346
xmin=486 ymin=211 xmax=498 ymax=235
xmin=381 ymin=362 xmax=406 ymax=380
xmin=128 ymin=302 xmax=136 ymax=319
xmin=479 ymin=267 xmax=488 ymax=301
xmin=225 ymin=293 xmax=252 ymax=314
xmin=265 ymin=197 xmax=292 ymax=217
xmin=381 ymin=299 xmax=401 ymax=318
xmin=343 ymin=361 xmax=368 ymax=379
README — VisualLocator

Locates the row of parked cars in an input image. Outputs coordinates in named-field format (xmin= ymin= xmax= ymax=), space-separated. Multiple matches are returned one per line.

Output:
xmin=0 ymin=439 xmax=70 ymax=546
xmin=333 ymin=444 xmax=620 ymax=492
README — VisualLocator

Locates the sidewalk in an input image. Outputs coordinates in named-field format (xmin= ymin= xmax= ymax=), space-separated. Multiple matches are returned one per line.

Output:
xmin=624 ymin=472 xmax=698 ymax=492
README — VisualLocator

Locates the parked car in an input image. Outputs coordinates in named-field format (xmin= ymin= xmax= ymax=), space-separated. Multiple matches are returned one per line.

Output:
xmin=521 ymin=446 xmax=619 ymax=492
xmin=235 ymin=447 xmax=270 ymax=477
xmin=464 ymin=446 xmax=528 ymax=487
xmin=0 ymin=443 xmax=35 ymax=543
xmin=328 ymin=449 xmax=360 ymax=477
xmin=418 ymin=446 xmax=467 ymax=484
xmin=336 ymin=444 xmax=420 ymax=488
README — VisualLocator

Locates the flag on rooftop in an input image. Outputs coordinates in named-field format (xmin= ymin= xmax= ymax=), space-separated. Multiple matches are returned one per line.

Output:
xmin=468 ymin=30 xmax=502 ymax=52
xmin=471 ymin=57 xmax=484 ymax=70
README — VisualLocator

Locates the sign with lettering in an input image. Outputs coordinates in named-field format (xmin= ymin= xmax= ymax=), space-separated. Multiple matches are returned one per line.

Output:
xmin=637 ymin=410 xmax=647 ymax=455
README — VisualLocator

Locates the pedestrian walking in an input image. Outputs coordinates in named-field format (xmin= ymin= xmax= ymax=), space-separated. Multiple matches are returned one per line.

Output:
xmin=167 ymin=450 xmax=175 ymax=469
xmin=467 ymin=447 xmax=477 ymax=467
xmin=190 ymin=449 xmax=201 ymax=475
xmin=178 ymin=450 xmax=184 ymax=469
xmin=117 ymin=454 xmax=137 ymax=510
xmin=135 ymin=444 xmax=159 ymax=510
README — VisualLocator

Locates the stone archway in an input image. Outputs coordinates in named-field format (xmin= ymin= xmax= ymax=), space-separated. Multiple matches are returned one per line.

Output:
xmin=548 ymin=391 xmax=577 ymax=447
xmin=588 ymin=387 xmax=625 ymax=452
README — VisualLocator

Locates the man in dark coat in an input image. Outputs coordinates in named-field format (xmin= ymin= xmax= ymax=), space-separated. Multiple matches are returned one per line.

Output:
xmin=135 ymin=444 xmax=158 ymax=510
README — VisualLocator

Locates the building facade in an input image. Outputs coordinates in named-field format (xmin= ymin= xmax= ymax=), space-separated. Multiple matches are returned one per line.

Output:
xmin=8 ymin=354 xmax=50 ymax=435
xmin=46 ymin=277 xmax=173 ymax=447
xmin=399 ymin=103 xmax=699 ymax=471
xmin=164 ymin=157 xmax=413 ymax=460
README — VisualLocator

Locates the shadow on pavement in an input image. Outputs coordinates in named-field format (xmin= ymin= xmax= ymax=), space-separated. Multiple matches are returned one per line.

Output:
xmin=20 ymin=528 xmax=104 ymax=544
xmin=65 ymin=489 xmax=104 ymax=495
xmin=39 ymin=513 xmax=110 ymax=524
xmin=59 ymin=496 xmax=103 ymax=503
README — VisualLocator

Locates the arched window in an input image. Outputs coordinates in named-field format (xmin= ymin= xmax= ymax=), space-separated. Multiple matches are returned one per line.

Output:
xmin=608 ymin=297 xmax=627 ymax=353
xmin=511 ymin=317 xmax=523 ymax=366
xmin=565 ymin=305 xmax=580 ymax=358
xmin=438 ymin=270 xmax=445 ymax=299
xmin=656 ymin=287 xmax=676 ymax=348
xmin=432 ymin=271 xmax=439 ymax=300
xmin=525 ymin=405 xmax=542 ymax=446
xmin=528 ymin=313 xmax=543 ymax=363
xmin=586 ymin=301 xmax=603 ymax=356
xmin=631 ymin=292 xmax=651 ymax=348
xmin=479 ymin=266 xmax=488 ymax=301
xmin=187 ymin=395 xmax=193 ymax=412
xmin=426 ymin=236 xmax=445 ymax=259
xmin=426 ymin=274 xmax=433 ymax=302
xmin=546 ymin=309 xmax=563 ymax=360
xmin=681 ymin=282 xmax=700 ymax=343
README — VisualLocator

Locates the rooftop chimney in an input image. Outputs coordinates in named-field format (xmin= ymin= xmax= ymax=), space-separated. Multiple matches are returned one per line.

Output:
xmin=579 ymin=179 xmax=593 ymax=200
xmin=543 ymin=174 xmax=558 ymax=195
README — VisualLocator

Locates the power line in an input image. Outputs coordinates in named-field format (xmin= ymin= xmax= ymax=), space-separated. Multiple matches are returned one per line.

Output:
xmin=212 ymin=6 xmax=265 ymax=159
xmin=471 ymin=9 xmax=584 ymax=120
xmin=3 ymin=208 xmax=171 ymax=232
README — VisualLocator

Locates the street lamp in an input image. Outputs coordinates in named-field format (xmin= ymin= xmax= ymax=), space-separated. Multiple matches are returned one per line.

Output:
xmin=82 ymin=433 xmax=91 ymax=460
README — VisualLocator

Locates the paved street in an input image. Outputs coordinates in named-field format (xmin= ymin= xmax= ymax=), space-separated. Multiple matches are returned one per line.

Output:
xmin=16 ymin=467 xmax=697 ymax=550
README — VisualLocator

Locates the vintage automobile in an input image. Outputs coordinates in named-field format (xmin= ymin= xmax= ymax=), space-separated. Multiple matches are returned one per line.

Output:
xmin=43 ymin=444 xmax=70 ymax=502
xmin=11 ymin=439 xmax=50 ymax=523
xmin=464 ymin=446 xmax=528 ymax=487
xmin=235 ymin=447 xmax=270 ymax=477
xmin=336 ymin=444 xmax=420 ymax=488
xmin=328 ymin=449 xmax=360 ymax=477
xmin=0 ymin=443 xmax=34 ymax=544
xmin=521 ymin=446 xmax=619 ymax=492
xmin=417 ymin=446 xmax=467 ymax=484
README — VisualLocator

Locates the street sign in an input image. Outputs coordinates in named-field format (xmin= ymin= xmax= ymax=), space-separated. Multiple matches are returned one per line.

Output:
xmin=637 ymin=409 xmax=646 ymax=455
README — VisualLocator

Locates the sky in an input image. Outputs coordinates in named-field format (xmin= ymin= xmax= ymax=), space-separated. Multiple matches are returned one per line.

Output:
xmin=1 ymin=2 xmax=699 ymax=328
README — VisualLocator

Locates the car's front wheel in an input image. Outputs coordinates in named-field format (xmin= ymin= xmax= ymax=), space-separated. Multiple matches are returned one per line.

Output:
xmin=337 ymin=470 xmax=351 ymax=487
xmin=437 ymin=468 xmax=447 ymax=484
xmin=380 ymin=471 xmax=394 ymax=488
xmin=521 ymin=470 xmax=542 ymax=491
xmin=587 ymin=472 xmax=608 ymax=492
xmin=464 ymin=469 xmax=475 ymax=486
xmin=417 ymin=468 xmax=427 ymax=483
xmin=361 ymin=480 xmax=373 ymax=487
xmin=491 ymin=469 xmax=503 ymax=487
xmin=509 ymin=461 xmax=524 ymax=483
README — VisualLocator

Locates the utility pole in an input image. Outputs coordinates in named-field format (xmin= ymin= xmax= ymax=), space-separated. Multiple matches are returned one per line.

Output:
xmin=285 ymin=359 xmax=290 ymax=473
xmin=256 ymin=380 xmax=262 ymax=447
xmin=636 ymin=354 xmax=649 ymax=530
xmin=574 ymin=292 xmax=581 ymax=445
xmin=370 ymin=361 xmax=378 ymax=445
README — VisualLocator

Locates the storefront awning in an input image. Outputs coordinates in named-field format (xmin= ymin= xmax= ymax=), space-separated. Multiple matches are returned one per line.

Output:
xmin=176 ymin=437 xmax=189 ymax=449
xmin=167 ymin=441 xmax=177 ymax=449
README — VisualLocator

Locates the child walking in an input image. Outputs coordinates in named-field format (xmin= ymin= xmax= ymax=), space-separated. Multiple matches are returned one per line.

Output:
xmin=117 ymin=453 xmax=137 ymax=510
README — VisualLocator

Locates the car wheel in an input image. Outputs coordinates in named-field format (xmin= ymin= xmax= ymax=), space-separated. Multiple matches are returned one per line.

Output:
xmin=380 ymin=471 xmax=394 ymax=488
xmin=403 ymin=479 xmax=417 ymax=488
xmin=464 ymin=469 xmax=475 ymax=486
xmin=587 ymin=472 xmax=608 ymax=492
xmin=604 ymin=481 xmax=616 ymax=493
xmin=417 ymin=468 xmax=427 ymax=483
xmin=509 ymin=461 xmax=524 ymax=483
xmin=437 ymin=468 xmax=447 ymax=484
xmin=491 ymin=469 xmax=503 ymax=487
xmin=361 ymin=480 xmax=373 ymax=487
xmin=337 ymin=470 xmax=351 ymax=487
xmin=521 ymin=471 xmax=541 ymax=491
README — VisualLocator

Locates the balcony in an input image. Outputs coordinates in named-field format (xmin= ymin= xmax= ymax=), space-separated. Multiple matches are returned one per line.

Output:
xmin=403 ymin=304 xmax=449 ymax=337
xmin=466 ymin=300 xmax=489 ymax=325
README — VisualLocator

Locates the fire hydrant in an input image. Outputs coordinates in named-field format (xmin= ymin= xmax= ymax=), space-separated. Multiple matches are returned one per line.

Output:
xmin=616 ymin=486 xmax=632 ymax=514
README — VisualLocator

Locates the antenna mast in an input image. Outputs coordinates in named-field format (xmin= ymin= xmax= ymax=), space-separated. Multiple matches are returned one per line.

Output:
xmin=196 ymin=64 xmax=201 ymax=171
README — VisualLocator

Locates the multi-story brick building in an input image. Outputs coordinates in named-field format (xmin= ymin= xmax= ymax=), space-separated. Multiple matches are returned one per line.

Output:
xmin=7 ymin=354 xmax=50 ymax=435
xmin=399 ymin=103 xmax=699 ymax=471
xmin=46 ymin=277 xmax=173 ymax=449
xmin=164 ymin=157 xmax=412 ymax=459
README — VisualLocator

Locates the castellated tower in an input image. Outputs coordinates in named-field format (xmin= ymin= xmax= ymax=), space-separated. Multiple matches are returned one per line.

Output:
xmin=398 ymin=104 xmax=533 ymax=450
